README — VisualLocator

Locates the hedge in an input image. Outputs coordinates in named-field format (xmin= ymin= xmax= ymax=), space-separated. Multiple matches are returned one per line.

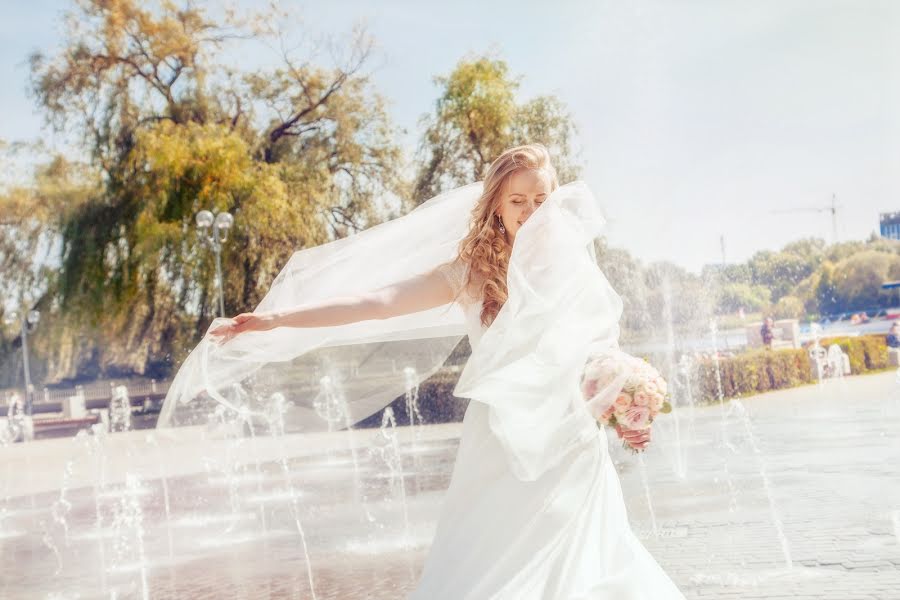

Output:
xmin=697 ymin=348 xmax=813 ymax=402
xmin=696 ymin=334 xmax=889 ymax=403
xmin=806 ymin=335 xmax=888 ymax=373
xmin=359 ymin=334 xmax=891 ymax=424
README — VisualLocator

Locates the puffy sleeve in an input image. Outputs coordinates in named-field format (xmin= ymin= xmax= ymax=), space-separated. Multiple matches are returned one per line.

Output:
xmin=436 ymin=258 xmax=467 ymax=298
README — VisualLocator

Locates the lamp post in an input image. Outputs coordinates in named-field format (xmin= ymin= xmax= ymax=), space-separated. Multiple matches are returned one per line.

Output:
xmin=5 ymin=308 xmax=40 ymax=439
xmin=195 ymin=210 xmax=234 ymax=317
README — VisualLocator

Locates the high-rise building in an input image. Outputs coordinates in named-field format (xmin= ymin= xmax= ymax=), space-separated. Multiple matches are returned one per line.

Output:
xmin=880 ymin=212 xmax=900 ymax=240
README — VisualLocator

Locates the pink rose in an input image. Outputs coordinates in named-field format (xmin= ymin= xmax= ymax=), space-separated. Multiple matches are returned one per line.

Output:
xmin=623 ymin=405 xmax=651 ymax=429
xmin=643 ymin=381 xmax=658 ymax=395
xmin=582 ymin=378 xmax=598 ymax=399
xmin=649 ymin=393 xmax=663 ymax=411
xmin=633 ymin=391 xmax=650 ymax=407
xmin=614 ymin=392 xmax=632 ymax=408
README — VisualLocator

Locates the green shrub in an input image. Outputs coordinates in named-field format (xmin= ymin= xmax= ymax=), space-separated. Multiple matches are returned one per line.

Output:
xmin=697 ymin=348 xmax=812 ymax=402
xmin=695 ymin=333 xmax=889 ymax=403
xmin=804 ymin=334 xmax=888 ymax=374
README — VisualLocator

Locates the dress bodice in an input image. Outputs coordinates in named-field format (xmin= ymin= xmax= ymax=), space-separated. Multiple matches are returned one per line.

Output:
xmin=436 ymin=259 xmax=487 ymax=349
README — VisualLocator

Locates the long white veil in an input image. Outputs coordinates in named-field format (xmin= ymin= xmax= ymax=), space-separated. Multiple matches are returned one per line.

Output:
xmin=158 ymin=179 xmax=625 ymax=481
xmin=158 ymin=182 xmax=482 ymax=433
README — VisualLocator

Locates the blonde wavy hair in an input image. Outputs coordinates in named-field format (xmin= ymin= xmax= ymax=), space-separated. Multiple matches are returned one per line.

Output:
xmin=456 ymin=143 xmax=559 ymax=327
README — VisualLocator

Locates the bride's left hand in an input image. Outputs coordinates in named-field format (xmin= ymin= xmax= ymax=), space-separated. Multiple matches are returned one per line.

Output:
xmin=614 ymin=423 xmax=651 ymax=451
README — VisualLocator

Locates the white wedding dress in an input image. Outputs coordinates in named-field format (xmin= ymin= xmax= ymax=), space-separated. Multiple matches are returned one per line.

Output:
xmin=408 ymin=260 xmax=686 ymax=600
xmin=158 ymin=179 xmax=688 ymax=599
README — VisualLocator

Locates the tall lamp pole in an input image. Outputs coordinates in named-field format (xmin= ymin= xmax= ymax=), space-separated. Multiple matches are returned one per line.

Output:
xmin=195 ymin=210 xmax=234 ymax=317
xmin=5 ymin=309 xmax=40 ymax=418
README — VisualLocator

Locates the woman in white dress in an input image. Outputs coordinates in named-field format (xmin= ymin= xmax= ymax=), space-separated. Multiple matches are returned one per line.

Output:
xmin=200 ymin=144 xmax=686 ymax=599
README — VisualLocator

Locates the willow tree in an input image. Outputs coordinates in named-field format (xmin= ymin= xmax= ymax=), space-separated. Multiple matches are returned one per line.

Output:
xmin=23 ymin=0 xmax=404 ymax=381
xmin=413 ymin=56 xmax=582 ymax=204
xmin=0 ymin=146 xmax=99 ymax=386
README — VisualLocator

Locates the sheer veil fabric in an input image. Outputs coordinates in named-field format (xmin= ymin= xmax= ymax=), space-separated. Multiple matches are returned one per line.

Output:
xmin=158 ymin=179 xmax=687 ymax=599
xmin=158 ymin=179 xmax=623 ymax=452
xmin=158 ymin=182 xmax=483 ymax=432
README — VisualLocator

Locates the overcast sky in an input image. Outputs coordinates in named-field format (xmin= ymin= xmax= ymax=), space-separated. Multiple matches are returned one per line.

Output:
xmin=2 ymin=0 xmax=898 ymax=273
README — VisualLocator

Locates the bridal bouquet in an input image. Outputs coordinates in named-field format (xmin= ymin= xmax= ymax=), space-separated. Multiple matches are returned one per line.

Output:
xmin=580 ymin=351 xmax=672 ymax=453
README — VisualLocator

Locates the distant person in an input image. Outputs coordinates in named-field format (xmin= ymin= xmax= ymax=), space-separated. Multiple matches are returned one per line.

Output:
xmin=760 ymin=317 xmax=775 ymax=349
xmin=887 ymin=322 xmax=900 ymax=349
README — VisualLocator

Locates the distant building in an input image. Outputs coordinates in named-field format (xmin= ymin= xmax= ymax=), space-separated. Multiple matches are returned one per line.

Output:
xmin=880 ymin=212 xmax=900 ymax=240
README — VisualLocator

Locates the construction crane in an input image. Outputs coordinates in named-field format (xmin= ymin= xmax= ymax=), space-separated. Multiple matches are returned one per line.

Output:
xmin=770 ymin=193 xmax=842 ymax=244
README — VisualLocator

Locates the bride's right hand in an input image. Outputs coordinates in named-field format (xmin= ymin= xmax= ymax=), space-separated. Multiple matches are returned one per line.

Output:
xmin=208 ymin=312 xmax=278 ymax=344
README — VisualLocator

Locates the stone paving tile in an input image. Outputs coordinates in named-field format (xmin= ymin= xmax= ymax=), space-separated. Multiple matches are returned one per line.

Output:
xmin=2 ymin=372 xmax=899 ymax=598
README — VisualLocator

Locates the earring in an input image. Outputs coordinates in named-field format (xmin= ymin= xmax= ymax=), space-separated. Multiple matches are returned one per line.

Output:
xmin=496 ymin=215 xmax=506 ymax=234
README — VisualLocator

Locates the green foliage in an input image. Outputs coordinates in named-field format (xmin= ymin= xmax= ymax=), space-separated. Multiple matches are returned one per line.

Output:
xmin=696 ymin=348 xmax=813 ymax=401
xmin=412 ymin=55 xmax=581 ymax=202
xmin=747 ymin=245 xmax=821 ymax=302
xmin=716 ymin=282 xmax=771 ymax=313
xmin=705 ymin=235 xmax=900 ymax=319
xmin=694 ymin=334 xmax=889 ymax=404
xmin=0 ymin=151 xmax=97 ymax=309
xmin=595 ymin=240 xmax=714 ymax=342
xmin=828 ymin=251 xmax=900 ymax=312
xmin=772 ymin=295 xmax=804 ymax=319
xmin=12 ymin=0 xmax=405 ymax=383
xmin=810 ymin=335 xmax=888 ymax=373
xmin=6 ymin=1 xmax=588 ymax=386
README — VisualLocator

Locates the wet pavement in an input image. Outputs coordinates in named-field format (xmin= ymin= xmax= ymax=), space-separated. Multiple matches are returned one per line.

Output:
xmin=1 ymin=372 xmax=899 ymax=599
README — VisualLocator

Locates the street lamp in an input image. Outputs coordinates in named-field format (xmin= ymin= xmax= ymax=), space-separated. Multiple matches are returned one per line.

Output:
xmin=4 ymin=308 xmax=40 ymax=427
xmin=195 ymin=209 xmax=234 ymax=317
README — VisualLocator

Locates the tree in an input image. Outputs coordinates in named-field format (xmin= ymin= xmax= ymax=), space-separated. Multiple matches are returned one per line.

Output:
xmin=715 ymin=282 xmax=771 ymax=314
xmin=747 ymin=248 xmax=818 ymax=303
xmin=594 ymin=240 xmax=712 ymax=342
xmin=412 ymin=55 xmax=581 ymax=203
xmin=773 ymin=295 xmax=804 ymax=319
xmin=830 ymin=251 xmax=900 ymax=312
xmin=815 ymin=261 xmax=840 ymax=316
xmin=0 ymin=150 xmax=96 ymax=311
xmin=17 ymin=0 xmax=405 ymax=383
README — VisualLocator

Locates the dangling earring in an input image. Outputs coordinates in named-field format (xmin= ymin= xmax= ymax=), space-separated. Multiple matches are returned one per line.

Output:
xmin=496 ymin=215 xmax=506 ymax=234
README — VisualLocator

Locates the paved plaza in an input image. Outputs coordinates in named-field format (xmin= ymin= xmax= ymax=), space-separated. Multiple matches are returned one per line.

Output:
xmin=2 ymin=371 xmax=899 ymax=599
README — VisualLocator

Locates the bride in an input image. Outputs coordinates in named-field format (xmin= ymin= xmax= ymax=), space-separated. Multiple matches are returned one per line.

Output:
xmin=178 ymin=144 xmax=686 ymax=599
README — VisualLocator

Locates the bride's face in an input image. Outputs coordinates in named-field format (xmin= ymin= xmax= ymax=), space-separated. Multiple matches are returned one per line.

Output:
xmin=495 ymin=168 xmax=551 ymax=244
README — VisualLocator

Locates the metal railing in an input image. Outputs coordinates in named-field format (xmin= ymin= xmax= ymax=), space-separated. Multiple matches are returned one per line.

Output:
xmin=2 ymin=378 xmax=172 ymax=409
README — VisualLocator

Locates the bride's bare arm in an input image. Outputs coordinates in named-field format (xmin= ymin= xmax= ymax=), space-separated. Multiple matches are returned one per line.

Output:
xmin=208 ymin=265 xmax=457 ymax=342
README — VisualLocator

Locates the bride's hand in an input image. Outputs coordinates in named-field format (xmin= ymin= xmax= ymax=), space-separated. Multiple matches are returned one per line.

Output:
xmin=208 ymin=312 xmax=278 ymax=344
xmin=614 ymin=423 xmax=651 ymax=451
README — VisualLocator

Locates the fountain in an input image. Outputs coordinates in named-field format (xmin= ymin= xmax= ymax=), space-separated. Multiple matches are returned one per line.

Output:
xmin=728 ymin=400 xmax=793 ymax=569
xmin=109 ymin=385 xmax=133 ymax=433
xmin=3 ymin=392 xmax=29 ymax=444
xmin=371 ymin=407 xmax=412 ymax=547
xmin=0 ymin=308 xmax=895 ymax=598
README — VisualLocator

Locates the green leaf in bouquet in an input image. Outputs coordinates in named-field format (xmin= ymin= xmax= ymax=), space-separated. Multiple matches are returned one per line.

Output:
xmin=660 ymin=401 xmax=672 ymax=414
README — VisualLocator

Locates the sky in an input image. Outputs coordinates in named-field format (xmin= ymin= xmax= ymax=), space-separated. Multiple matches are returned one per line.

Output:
xmin=2 ymin=0 xmax=899 ymax=273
